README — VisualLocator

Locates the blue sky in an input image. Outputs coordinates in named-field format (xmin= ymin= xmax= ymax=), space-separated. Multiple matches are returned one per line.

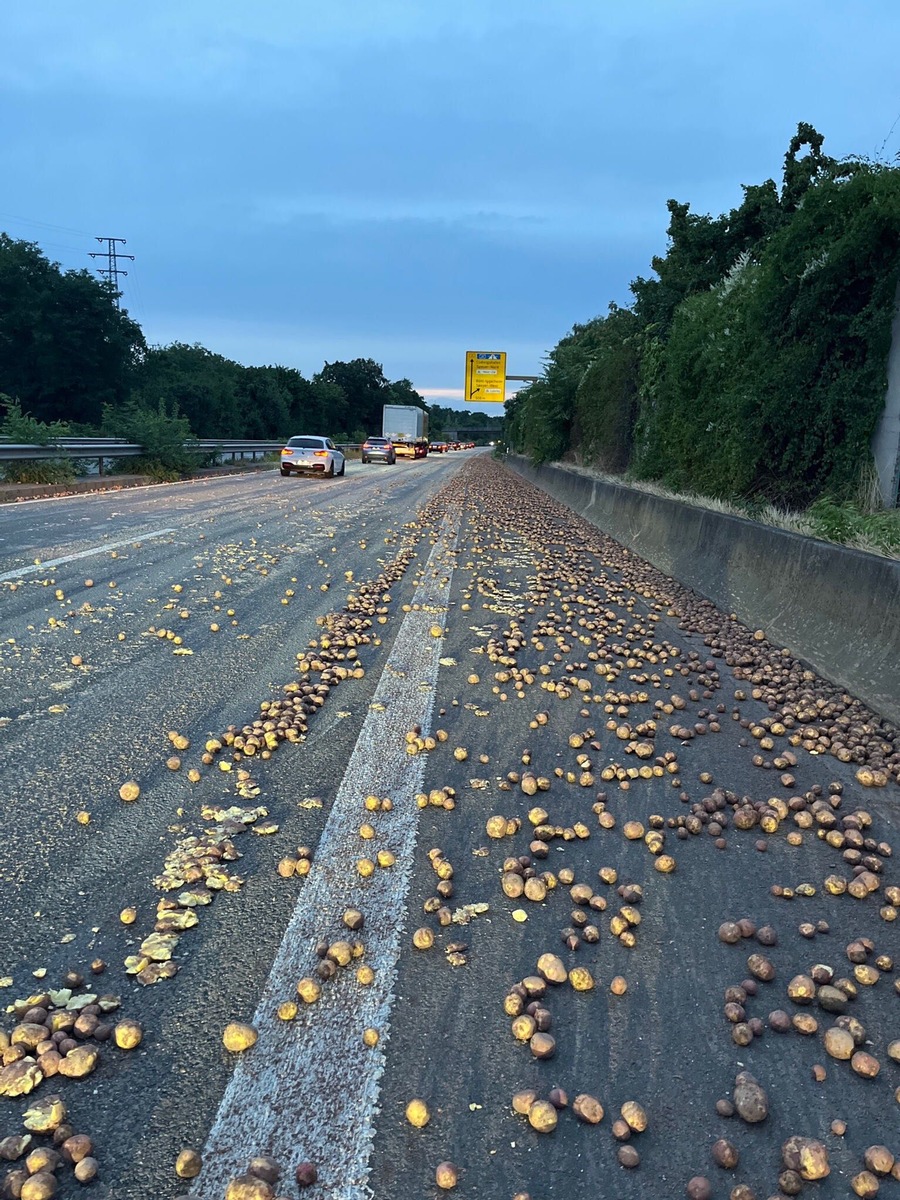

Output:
xmin=3 ymin=1 xmax=899 ymax=411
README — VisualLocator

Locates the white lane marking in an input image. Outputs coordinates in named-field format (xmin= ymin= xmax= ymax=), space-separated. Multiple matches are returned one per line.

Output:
xmin=0 ymin=528 xmax=176 ymax=582
xmin=191 ymin=515 xmax=459 ymax=1200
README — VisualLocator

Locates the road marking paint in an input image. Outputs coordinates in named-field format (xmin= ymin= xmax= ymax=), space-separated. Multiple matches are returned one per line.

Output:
xmin=0 ymin=528 xmax=176 ymax=582
xmin=191 ymin=514 xmax=460 ymax=1200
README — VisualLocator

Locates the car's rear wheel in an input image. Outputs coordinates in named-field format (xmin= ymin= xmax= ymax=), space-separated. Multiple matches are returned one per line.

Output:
xmin=326 ymin=461 xmax=335 ymax=477
xmin=280 ymin=467 xmax=290 ymax=476
xmin=338 ymin=460 xmax=346 ymax=476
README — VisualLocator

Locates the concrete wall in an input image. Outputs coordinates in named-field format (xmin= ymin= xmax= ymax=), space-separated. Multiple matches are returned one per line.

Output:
xmin=873 ymin=281 xmax=900 ymax=508
xmin=507 ymin=457 xmax=900 ymax=729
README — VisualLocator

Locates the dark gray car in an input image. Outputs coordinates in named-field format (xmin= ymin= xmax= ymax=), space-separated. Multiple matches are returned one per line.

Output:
xmin=361 ymin=437 xmax=396 ymax=464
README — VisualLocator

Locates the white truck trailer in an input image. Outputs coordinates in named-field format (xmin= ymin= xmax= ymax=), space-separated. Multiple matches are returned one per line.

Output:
xmin=382 ymin=404 xmax=429 ymax=459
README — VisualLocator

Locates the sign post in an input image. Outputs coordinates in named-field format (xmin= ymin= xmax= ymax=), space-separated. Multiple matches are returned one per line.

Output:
xmin=464 ymin=350 xmax=507 ymax=404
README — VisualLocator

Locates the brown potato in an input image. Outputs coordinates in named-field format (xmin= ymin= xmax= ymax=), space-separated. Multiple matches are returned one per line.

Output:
xmin=536 ymin=953 xmax=567 ymax=984
xmin=711 ymin=1139 xmax=739 ymax=1169
xmin=617 ymin=1145 xmax=640 ymax=1168
xmin=863 ymin=1146 xmax=895 ymax=1176
xmin=512 ymin=1089 xmax=537 ymax=1115
xmin=573 ymin=1094 xmax=604 ymax=1124
xmin=435 ymin=1161 xmax=459 ymax=1190
xmin=529 ymin=1032 xmax=556 ymax=1059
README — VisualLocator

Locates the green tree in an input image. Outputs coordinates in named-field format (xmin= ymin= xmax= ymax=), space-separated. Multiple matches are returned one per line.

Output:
xmin=234 ymin=366 xmax=292 ymax=439
xmin=508 ymin=317 xmax=608 ymax=463
xmin=572 ymin=305 xmax=641 ymax=472
xmin=315 ymin=359 xmax=390 ymax=436
xmin=0 ymin=234 xmax=145 ymax=427
xmin=131 ymin=343 xmax=243 ymax=437
xmin=314 ymin=359 xmax=426 ymax=437
xmin=633 ymin=159 xmax=900 ymax=504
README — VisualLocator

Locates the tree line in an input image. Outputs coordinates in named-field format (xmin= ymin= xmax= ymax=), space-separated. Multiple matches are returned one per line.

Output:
xmin=506 ymin=124 xmax=900 ymax=509
xmin=0 ymin=231 xmax=491 ymax=454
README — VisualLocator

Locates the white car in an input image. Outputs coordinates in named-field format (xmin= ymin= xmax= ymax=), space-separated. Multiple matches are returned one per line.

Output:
xmin=280 ymin=435 xmax=346 ymax=478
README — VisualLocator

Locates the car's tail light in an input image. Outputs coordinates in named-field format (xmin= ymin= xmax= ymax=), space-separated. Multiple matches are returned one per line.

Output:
xmin=314 ymin=450 xmax=328 ymax=457
xmin=281 ymin=448 xmax=292 ymax=455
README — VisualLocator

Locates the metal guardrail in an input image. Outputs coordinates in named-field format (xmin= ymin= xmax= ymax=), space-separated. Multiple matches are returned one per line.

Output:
xmin=0 ymin=438 xmax=285 ymax=464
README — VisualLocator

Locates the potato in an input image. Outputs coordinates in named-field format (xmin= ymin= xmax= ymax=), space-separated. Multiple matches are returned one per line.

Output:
xmin=621 ymin=1100 xmax=647 ymax=1132
xmin=114 ymin=1018 xmax=143 ymax=1050
xmin=573 ymin=1094 xmax=604 ymax=1124
xmin=435 ymin=1161 xmax=459 ymax=1189
xmin=222 ymin=1022 xmax=258 ymax=1052
xmin=405 ymin=1099 xmax=430 ymax=1128
xmin=527 ymin=1100 xmax=558 ymax=1132
xmin=175 ymin=1149 xmax=203 ymax=1179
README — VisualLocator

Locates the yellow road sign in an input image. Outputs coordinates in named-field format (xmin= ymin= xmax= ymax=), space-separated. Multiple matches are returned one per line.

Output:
xmin=464 ymin=350 xmax=506 ymax=404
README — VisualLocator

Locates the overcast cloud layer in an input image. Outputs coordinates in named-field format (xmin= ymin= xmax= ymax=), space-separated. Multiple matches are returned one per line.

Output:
xmin=3 ymin=1 xmax=899 ymax=410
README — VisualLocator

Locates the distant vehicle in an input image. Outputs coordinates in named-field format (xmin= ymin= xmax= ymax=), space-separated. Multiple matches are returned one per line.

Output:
xmin=450 ymin=441 xmax=462 ymax=450
xmin=383 ymin=404 xmax=429 ymax=459
xmin=361 ymin=436 xmax=396 ymax=465
xmin=429 ymin=441 xmax=449 ymax=454
xmin=280 ymin=435 xmax=345 ymax=477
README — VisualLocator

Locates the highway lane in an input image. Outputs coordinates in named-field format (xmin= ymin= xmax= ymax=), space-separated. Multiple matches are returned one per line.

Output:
xmin=1 ymin=453 xmax=899 ymax=1200
xmin=0 ymin=454 xmax=464 ymax=917
xmin=0 ymin=456 xmax=476 ymax=1199
xmin=368 ymin=462 xmax=900 ymax=1200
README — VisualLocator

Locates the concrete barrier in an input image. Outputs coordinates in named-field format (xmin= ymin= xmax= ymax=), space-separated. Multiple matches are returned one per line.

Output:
xmin=507 ymin=456 xmax=900 ymax=729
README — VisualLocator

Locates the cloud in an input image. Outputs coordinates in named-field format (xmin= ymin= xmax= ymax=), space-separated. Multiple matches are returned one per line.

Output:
xmin=4 ymin=0 xmax=900 ymax=399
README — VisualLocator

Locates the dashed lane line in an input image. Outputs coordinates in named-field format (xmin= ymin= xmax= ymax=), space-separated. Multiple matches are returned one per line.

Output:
xmin=190 ymin=513 xmax=460 ymax=1199
xmin=0 ymin=527 xmax=177 ymax=581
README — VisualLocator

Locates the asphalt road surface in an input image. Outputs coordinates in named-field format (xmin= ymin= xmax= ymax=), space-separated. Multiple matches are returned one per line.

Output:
xmin=1 ymin=453 xmax=898 ymax=1200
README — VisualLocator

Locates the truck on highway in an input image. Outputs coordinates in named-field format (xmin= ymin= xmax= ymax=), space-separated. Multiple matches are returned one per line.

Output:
xmin=382 ymin=404 xmax=429 ymax=459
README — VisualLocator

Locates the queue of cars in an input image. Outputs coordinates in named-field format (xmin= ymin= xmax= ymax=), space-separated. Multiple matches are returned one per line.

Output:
xmin=279 ymin=435 xmax=475 ymax=477
xmin=428 ymin=440 xmax=474 ymax=453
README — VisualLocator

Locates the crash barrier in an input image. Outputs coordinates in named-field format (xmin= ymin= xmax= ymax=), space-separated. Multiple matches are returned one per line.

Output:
xmin=507 ymin=456 xmax=900 ymax=728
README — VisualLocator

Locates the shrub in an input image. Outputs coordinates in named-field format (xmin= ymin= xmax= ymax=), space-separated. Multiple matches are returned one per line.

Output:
xmin=2 ymin=458 xmax=76 ymax=485
xmin=101 ymin=399 xmax=201 ymax=475
xmin=0 ymin=396 xmax=76 ymax=483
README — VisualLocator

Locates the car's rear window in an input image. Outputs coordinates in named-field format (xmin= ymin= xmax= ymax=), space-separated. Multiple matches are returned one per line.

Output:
xmin=367 ymin=438 xmax=388 ymax=445
xmin=287 ymin=437 xmax=324 ymax=448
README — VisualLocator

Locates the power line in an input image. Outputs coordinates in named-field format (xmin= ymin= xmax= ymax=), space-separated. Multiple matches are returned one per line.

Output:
xmin=27 ymin=239 xmax=93 ymax=256
xmin=128 ymin=257 xmax=149 ymax=327
xmin=0 ymin=211 xmax=93 ymax=238
xmin=876 ymin=107 xmax=900 ymax=160
xmin=89 ymin=236 xmax=134 ymax=307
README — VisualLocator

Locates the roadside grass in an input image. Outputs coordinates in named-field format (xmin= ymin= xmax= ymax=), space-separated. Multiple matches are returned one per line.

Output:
xmin=562 ymin=462 xmax=900 ymax=560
